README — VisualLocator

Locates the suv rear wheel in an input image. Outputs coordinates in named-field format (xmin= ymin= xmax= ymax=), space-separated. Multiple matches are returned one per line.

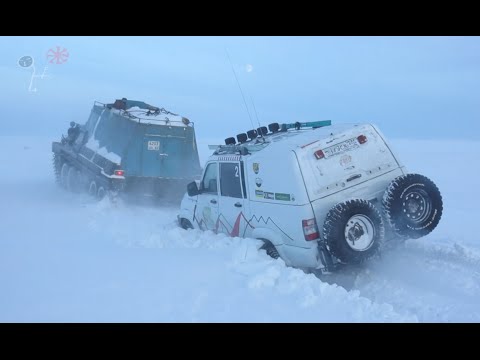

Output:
xmin=323 ymin=199 xmax=385 ymax=264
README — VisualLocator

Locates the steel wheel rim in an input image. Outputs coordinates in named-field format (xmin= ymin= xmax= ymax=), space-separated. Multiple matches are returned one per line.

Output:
xmin=403 ymin=189 xmax=432 ymax=223
xmin=88 ymin=181 xmax=97 ymax=197
xmin=344 ymin=214 xmax=376 ymax=251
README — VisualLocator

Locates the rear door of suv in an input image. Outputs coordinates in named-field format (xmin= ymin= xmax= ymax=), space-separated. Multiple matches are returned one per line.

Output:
xmin=296 ymin=124 xmax=401 ymax=201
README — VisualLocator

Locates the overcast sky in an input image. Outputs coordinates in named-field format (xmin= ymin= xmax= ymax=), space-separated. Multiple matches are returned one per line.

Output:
xmin=1 ymin=36 xmax=479 ymax=140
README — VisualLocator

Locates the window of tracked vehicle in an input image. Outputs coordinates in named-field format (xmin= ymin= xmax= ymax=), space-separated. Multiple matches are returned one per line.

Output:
xmin=201 ymin=163 xmax=218 ymax=194
xmin=220 ymin=163 xmax=242 ymax=198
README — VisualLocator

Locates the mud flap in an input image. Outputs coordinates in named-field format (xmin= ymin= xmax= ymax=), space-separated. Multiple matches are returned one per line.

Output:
xmin=318 ymin=242 xmax=335 ymax=274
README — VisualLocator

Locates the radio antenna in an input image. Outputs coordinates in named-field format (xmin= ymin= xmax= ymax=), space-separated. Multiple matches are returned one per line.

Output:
xmin=225 ymin=48 xmax=255 ymax=131
xmin=250 ymin=96 xmax=261 ymax=126
xmin=250 ymin=95 xmax=265 ymax=141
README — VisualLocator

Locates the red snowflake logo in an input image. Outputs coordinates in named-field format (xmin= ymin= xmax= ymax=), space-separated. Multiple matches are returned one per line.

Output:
xmin=46 ymin=46 xmax=69 ymax=64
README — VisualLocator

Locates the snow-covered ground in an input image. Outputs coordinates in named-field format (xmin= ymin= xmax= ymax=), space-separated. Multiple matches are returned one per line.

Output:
xmin=0 ymin=135 xmax=479 ymax=322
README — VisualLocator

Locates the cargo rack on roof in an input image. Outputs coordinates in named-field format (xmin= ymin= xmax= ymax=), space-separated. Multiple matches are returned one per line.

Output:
xmin=280 ymin=120 xmax=332 ymax=131
xmin=94 ymin=101 xmax=193 ymax=126
xmin=210 ymin=120 xmax=332 ymax=155
xmin=212 ymin=142 xmax=267 ymax=156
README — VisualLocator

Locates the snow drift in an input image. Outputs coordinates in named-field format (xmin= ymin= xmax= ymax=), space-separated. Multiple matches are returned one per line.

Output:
xmin=0 ymin=135 xmax=479 ymax=322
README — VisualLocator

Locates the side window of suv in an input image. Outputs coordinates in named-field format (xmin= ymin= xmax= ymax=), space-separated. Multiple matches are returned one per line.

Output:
xmin=201 ymin=163 xmax=218 ymax=194
xmin=220 ymin=163 xmax=243 ymax=198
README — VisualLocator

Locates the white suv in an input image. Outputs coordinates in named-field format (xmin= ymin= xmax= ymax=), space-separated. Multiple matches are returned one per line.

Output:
xmin=178 ymin=121 xmax=443 ymax=272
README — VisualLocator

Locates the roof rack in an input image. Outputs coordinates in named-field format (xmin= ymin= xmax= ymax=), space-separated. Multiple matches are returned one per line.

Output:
xmin=212 ymin=144 xmax=251 ymax=156
xmin=209 ymin=120 xmax=333 ymax=154
xmin=280 ymin=120 xmax=331 ymax=131
xmin=94 ymin=101 xmax=192 ymax=126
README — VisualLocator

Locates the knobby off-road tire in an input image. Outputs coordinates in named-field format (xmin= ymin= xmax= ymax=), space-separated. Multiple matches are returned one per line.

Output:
xmin=323 ymin=199 xmax=385 ymax=264
xmin=382 ymin=173 xmax=443 ymax=239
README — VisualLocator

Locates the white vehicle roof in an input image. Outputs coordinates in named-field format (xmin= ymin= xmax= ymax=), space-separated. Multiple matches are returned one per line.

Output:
xmin=211 ymin=123 xmax=365 ymax=157
xmin=210 ymin=122 xmax=401 ymax=202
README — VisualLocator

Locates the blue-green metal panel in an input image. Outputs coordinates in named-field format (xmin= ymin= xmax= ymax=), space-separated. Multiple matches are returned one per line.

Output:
xmin=86 ymin=106 xmax=201 ymax=179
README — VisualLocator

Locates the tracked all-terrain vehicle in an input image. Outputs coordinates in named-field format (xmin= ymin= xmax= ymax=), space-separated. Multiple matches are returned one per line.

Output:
xmin=52 ymin=98 xmax=202 ymax=202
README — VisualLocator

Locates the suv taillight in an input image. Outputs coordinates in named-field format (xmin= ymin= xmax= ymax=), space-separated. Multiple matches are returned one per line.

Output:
xmin=314 ymin=149 xmax=325 ymax=160
xmin=114 ymin=169 xmax=125 ymax=176
xmin=302 ymin=218 xmax=320 ymax=241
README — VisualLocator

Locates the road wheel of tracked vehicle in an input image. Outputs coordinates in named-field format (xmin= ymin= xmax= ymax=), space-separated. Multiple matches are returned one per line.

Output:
xmin=97 ymin=186 xmax=107 ymax=200
xmin=382 ymin=173 xmax=443 ymax=239
xmin=88 ymin=180 xmax=97 ymax=198
xmin=60 ymin=163 xmax=70 ymax=189
xmin=323 ymin=199 xmax=385 ymax=265
xmin=67 ymin=166 xmax=81 ymax=192
xmin=52 ymin=153 xmax=62 ymax=186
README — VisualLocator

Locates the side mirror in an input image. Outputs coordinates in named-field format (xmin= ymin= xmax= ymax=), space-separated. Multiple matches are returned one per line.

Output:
xmin=187 ymin=181 xmax=200 ymax=197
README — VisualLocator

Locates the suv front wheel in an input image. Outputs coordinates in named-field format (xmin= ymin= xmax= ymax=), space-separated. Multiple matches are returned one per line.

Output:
xmin=179 ymin=218 xmax=194 ymax=230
